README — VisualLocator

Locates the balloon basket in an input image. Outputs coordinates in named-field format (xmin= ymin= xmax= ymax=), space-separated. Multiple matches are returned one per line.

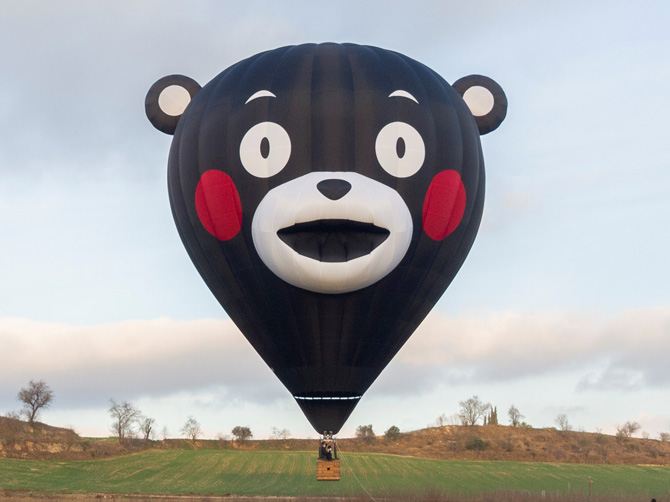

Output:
xmin=316 ymin=458 xmax=341 ymax=481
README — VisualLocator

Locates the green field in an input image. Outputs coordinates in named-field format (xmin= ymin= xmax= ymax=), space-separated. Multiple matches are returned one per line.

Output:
xmin=1 ymin=449 xmax=669 ymax=499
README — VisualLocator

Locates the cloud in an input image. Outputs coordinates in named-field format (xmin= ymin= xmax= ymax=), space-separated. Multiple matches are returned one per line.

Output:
xmin=374 ymin=306 xmax=670 ymax=395
xmin=577 ymin=368 xmax=644 ymax=392
xmin=3 ymin=306 xmax=669 ymax=415
xmin=577 ymin=307 xmax=670 ymax=389
xmin=0 ymin=317 xmax=279 ymax=411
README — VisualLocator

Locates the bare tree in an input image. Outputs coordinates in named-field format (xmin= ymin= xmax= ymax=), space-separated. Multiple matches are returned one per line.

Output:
xmin=616 ymin=421 xmax=641 ymax=438
xmin=554 ymin=413 xmax=573 ymax=431
xmin=181 ymin=416 xmax=203 ymax=442
xmin=435 ymin=413 xmax=452 ymax=427
xmin=659 ymin=432 xmax=670 ymax=442
xmin=435 ymin=413 xmax=462 ymax=427
xmin=139 ymin=416 xmax=157 ymax=441
xmin=458 ymin=395 xmax=490 ymax=426
xmin=270 ymin=427 xmax=291 ymax=440
xmin=508 ymin=405 xmax=524 ymax=427
xmin=446 ymin=413 xmax=463 ymax=426
xmin=17 ymin=380 xmax=54 ymax=424
xmin=109 ymin=399 xmax=141 ymax=440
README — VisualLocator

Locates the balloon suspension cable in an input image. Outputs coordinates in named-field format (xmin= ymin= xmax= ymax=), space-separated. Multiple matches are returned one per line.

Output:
xmin=336 ymin=442 xmax=379 ymax=502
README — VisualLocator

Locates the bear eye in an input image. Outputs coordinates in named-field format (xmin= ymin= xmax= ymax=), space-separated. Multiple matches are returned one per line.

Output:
xmin=375 ymin=122 xmax=425 ymax=178
xmin=240 ymin=122 xmax=291 ymax=178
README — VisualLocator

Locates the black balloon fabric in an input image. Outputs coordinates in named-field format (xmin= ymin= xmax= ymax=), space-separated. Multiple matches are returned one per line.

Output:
xmin=146 ymin=43 xmax=507 ymax=434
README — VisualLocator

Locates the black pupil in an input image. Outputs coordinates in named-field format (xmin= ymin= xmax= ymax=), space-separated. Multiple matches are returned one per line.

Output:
xmin=396 ymin=137 xmax=406 ymax=158
xmin=260 ymin=137 xmax=270 ymax=159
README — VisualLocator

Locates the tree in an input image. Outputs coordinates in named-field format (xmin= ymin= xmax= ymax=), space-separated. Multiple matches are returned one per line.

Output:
xmin=17 ymin=380 xmax=54 ymax=424
xmin=508 ymin=405 xmax=524 ymax=427
xmin=232 ymin=426 xmax=253 ymax=441
xmin=458 ymin=395 xmax=490 ymax=426
xmin=659 ymin=432 xmax=670 ymax=442
xmin=615 ymin=421 xmax=641 ymax=438
xmin=355 ymin=424 xmax=375 ymax=442
xmin=139 ymin=416 xmax=157 ymax=441
xmin=435 ymin=413 xmax=461 ymax=427
xmin=181 ymin=416 xmax=202 ymax=441
xmin=435 ymin=413 xmax=449 ymax=427
xmin=270 ymin=427 xmax=291 ymax=440
xmin=554 ymin=413 xmax=572 ymax=431
xmin=109 ymin=399 xmax=141 ymax=440
xmin=384 ymin=425 xmax=401 ymax=441
xmin=485 ymin=406 xmax=499 ymax=426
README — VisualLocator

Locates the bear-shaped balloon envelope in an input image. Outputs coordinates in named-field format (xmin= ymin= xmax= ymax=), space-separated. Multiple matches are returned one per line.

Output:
xmin=146 ymin=43 xmax=507 ymax=434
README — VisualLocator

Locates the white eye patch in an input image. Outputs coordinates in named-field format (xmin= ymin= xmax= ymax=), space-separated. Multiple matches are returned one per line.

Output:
xmin=239 ymin=122 xmax=292 ymax=178
xmin=375 ymin=122 xmax=425 ymax=178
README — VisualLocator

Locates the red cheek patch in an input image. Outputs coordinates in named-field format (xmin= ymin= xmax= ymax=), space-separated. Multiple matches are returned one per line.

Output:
xmin=422 ymin=170 xmax=467 ymax=241
xmin=195 ymin=170 xmax=242 ymax=241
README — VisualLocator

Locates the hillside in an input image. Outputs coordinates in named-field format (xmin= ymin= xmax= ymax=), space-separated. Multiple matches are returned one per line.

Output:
xmin=0 ymin=417 xmax=123 ymax=459
xmin=2 ymin=416 xmax=670 ymax=465
xmin=338 ymin=425 xmax=670 ymax=465
xmin=0 ymin=417 xmax=81 ymax=454
xmin=213 ymin=425 xmax=670 ymax=465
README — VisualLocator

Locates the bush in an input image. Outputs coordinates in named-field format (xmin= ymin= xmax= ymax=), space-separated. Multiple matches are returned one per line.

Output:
xmin=356 ymin=424 xmax=375 ymax=442
xmin=465 ymin=436 xmax=488 ymax=451
xmin=385 ymin=425 xmax=401 ymax=441
xmin=231 ymin=426 xmax=253 ymax=441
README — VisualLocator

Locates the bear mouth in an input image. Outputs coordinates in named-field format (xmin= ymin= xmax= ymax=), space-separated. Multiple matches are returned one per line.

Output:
xmin=252 ymin=171 xmax=412 ymax=294
xmin=277 ymin=219 xmax=390 ymax=262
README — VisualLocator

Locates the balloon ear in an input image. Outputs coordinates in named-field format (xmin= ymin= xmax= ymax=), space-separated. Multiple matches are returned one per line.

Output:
xmin=453 ymin=75 xmax=507 ymax=135
xmin=145 ymin=75 xmax=201 ymax=135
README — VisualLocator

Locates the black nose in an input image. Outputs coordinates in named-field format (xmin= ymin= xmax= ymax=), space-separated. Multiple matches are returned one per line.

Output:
xmin=317 ymin=179 xmax=352 ymax=200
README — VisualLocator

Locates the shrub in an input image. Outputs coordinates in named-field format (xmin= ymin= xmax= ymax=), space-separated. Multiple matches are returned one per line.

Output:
xmin=465 ymin=436 xmax=488 ymax=451
xmin=385 ymin=425 xmax=401 ymax=441
xmin=231 ymin=426 xmax=253 ymax=441
xmin=356 ymin=424 xmax=376 ymax=442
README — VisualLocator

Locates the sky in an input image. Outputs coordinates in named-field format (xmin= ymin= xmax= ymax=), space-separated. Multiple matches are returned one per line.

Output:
xmin=1 ymin=0 xmax=669 ymax=441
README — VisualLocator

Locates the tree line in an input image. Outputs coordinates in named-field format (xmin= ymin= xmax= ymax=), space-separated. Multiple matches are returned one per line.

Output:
xmin=4 ymin=381 xmax=670 ymax=442
xmin=3 ymin=380 xmax=262 ymax=443
xmin=108 ymin=398 xmax=257 ymax=443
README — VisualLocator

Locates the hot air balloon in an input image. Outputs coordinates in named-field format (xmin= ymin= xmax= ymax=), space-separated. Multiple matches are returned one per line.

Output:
xmin=145 ymin=43 xmax=507 ymax=437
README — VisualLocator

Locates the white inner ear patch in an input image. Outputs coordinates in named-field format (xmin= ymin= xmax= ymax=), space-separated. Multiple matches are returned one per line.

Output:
xmin=158 ymin=85 xmax=192 ymax=117
xmin=462 ymin=85 xmax=495 ymax=117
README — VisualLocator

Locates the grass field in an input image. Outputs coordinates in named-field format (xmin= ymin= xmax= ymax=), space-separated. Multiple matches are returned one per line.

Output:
xmin=0 ymin=449 xmax=669 ymax=500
